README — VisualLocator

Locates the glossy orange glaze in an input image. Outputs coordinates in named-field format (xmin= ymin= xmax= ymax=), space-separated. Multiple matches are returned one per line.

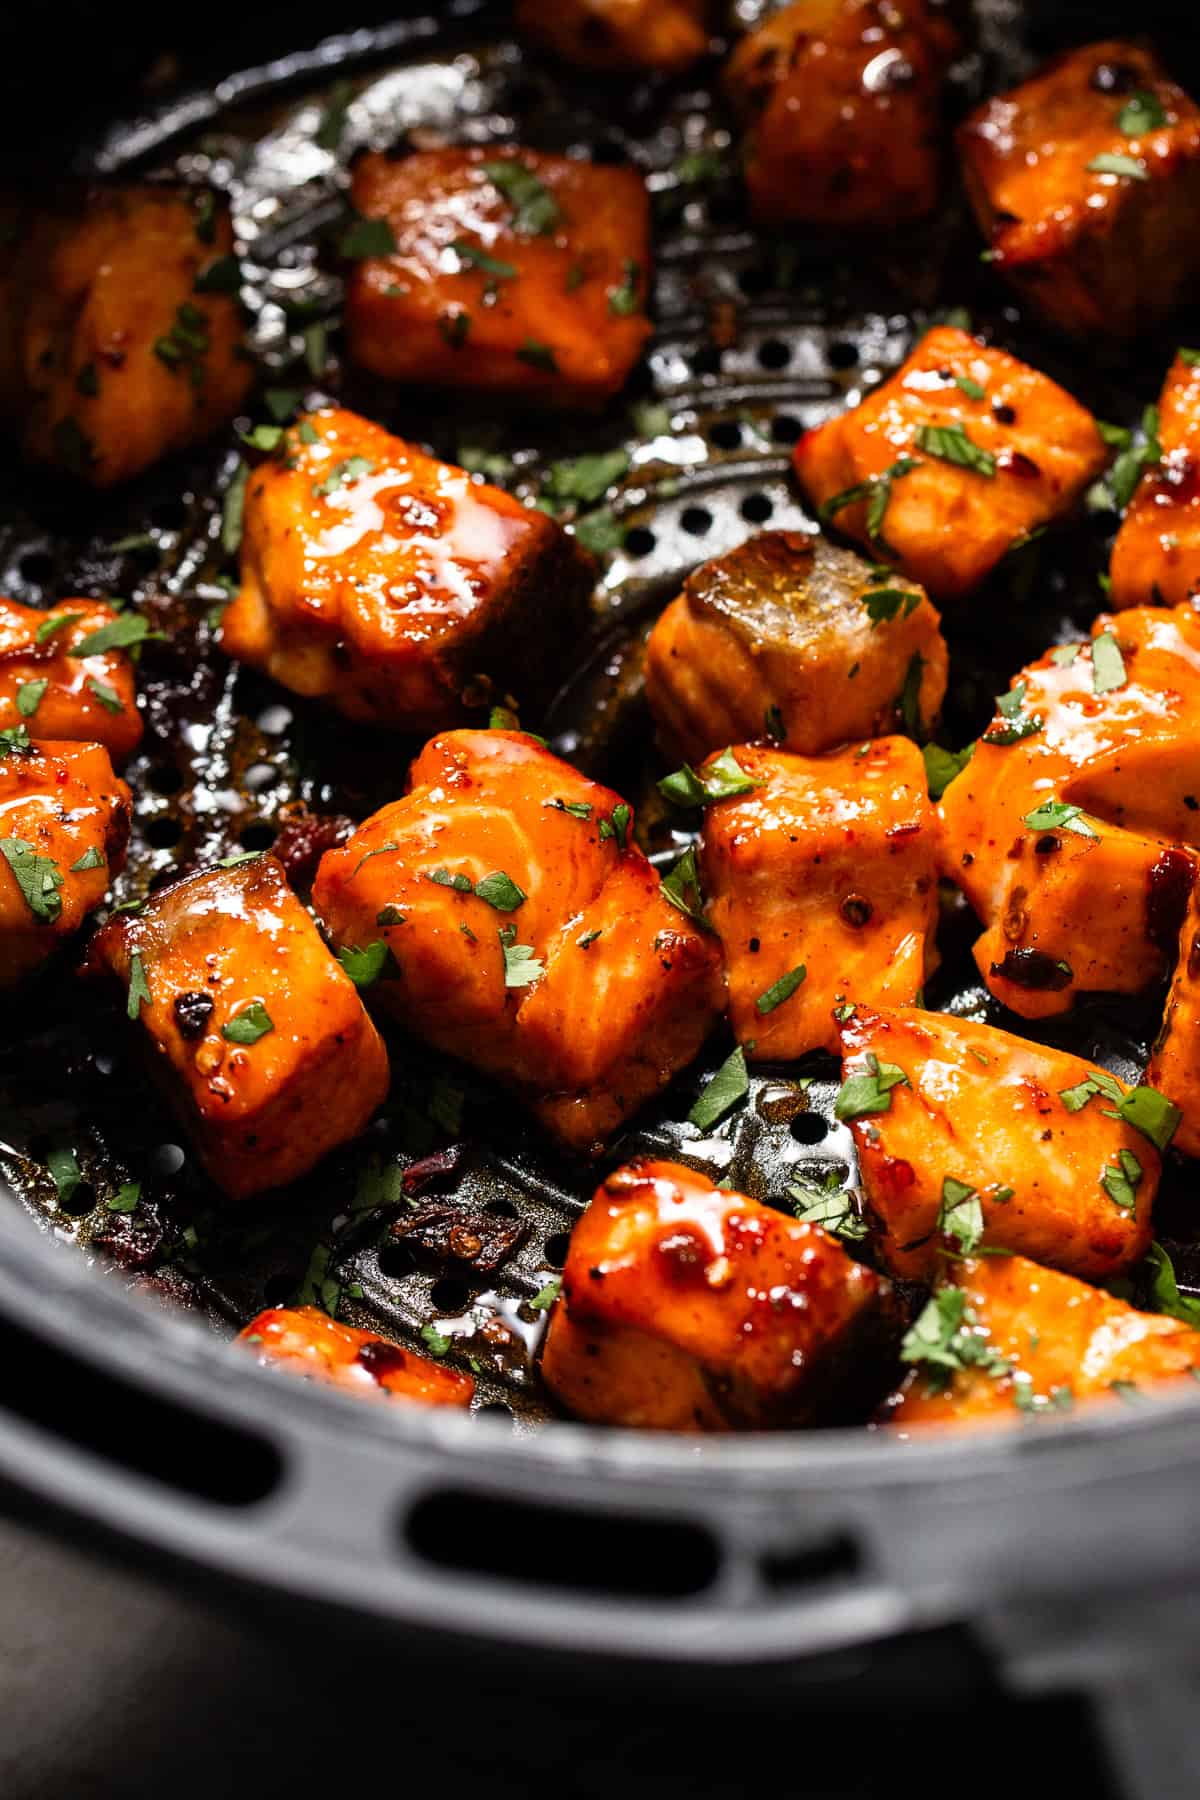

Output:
xmin=939 ymin=605 xmax=1200 ymax=1018
xmin=312 ymin=730 xmax=725 ymax=1155
xmin=1110 ymin=352 xmax=1200 ymax=609
xmin=0 ymin=187 xmax=251 ymax=487
xmin=724 ymin=0 xmax=958 ymax=227
xmin=515 ymin=0 xmax=707 ymax=72
xmin=220 ymin=406 xmax=591 ymax=731
xmin=1149 ymin=882 xmax=1200 ymax=1158
xmin=959 ymin=42 xmax=1200 ymax=339
xmin=84 ymin=855 xmax=389 ymax=1199
xmin=698 ymin=738 xmax=937 ymax=1059
xmin=886 ymin=1255 xmax=1200 ymax=1430
xmin=237 ymin=1307 xmax=474 ymax=1408
xmin=344 ymin=148 xmax=652 ymax=405
xmin=794 ymin=328 xmax=1109 ymax=600
xmin=0 ymin=738 xmax=130 ymax=984
xmin=643 ymin=530 xmax=947 ymax=761
xmin=837 ymin=1005 xmax=1156 ymax=1282
xmin=0 ymin=598 xmax=142 ymax=760
xmin=541 ymin=1158 xmax=897 ymax=1429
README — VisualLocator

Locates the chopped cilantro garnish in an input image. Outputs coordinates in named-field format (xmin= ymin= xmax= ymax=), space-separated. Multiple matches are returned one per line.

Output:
xmin=222 ymin=461 xmax=249 ymax=555
xmin=607 ymin=259 xmax=641 ymax=317
xmin=339 ymin=215 xmax=398 ymax=259
xmin=482 ymin=159 xmax=561 ymax=236
xmin=834 ymin=1053 xmax=909 ymax=1121
xmin=499 ymin=924 xmax=544 ymax=989
xmin=688 ymin=1045 xmax=749 ymax=1132
xmin=542 ymin=450 xmax=630 ymax=508
xmin=221 ymin=1002 xmax=274 ymax=1045
xmin=938 ymin=1176 xmax=984 ymax=1256
xmin=70 ymin=614 xmax=156 ymax=658
xmin=474 ymin=870 xmax=526 ymax=912
xmin=1145 ymin=1241 xmax=1200 ymax=1327
xmin=789 ymin=1169 xmax=867 ymax=1242
xmin=87 ymin=678 xmax=124 ymax=713
xmin=864 ymin=586 xmax=921 ymax=627
xmin=0 ymin=838 xmax=63 ymax=923
xmin=755 ymin=965 xmax=806 ymax=1016
xmin=516 ymin=339 xmax=558 ymax=373
xmin=528 ymin=1277 xmax=562 ymax=1312
xmin=1102 ymin=1147 xmax=1143 ymax=1216
xmin=819 ymin=456 xmax=920 ymax=546
xmin=659 ymin=746 xmax=757 ymax=809
xmin=16 ymin=679 xmax=47 ymax=719
xmin=127 ymin=952 xmax=151 ymax=1019
xmin=453 ymin=238 xmax=517 ymax=279
xmin=660 ymin=845 xmax=706 ymax=923
xmin=1022 ymin=800 xmax=1096 ymax=838
xmin=1091 ymin=631 xmax=1127 ymax=694
xmin=313 ymin=456 xmax=374 ymax=498
xmin=599 ymin=803 xmax=631 ymax=851
xmin=106 ymin=1182 xmax=141 ymax=1215
xmin=914 ymin=422 xmax=996 ymax=478
xmin=337 ymin=942 xmax=391 ymax=988
xmin=923 ymin=741 xmax=973 ymax=799
xmin=1087 ymin=151 xmax=1148 ymax=180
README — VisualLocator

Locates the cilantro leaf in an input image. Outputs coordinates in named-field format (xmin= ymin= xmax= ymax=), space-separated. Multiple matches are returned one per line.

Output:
xmin=499 ymin=924 xmax=544 ymax=989
xmin=337 ymin=942 xmax=391 ymax=988
xmin=755 ymin=965 xmax=806 ymax=1016
xmin=923 ymin=742 xmax=973 ymax=799
xmin=1144 ymin=1241 xmax=1200 ymax=1327
xmin=659 ymin=746 xmax=757 ymax=808
xmin=127 ymin=952 xmax=151 ymax=1020
xmin=938 ymin=1176 xmax=985 ymax=1256
xmin=914 ymin=422 xmax=996 ymax=478
xmin=221 ymin=1001 xmax=274 ymax=1045
xmin=1022 ymin=800 xmax=1097 ymax=838
xmin=0 ymin=838 xmax=64 ymax=923
xmin=688 ymin=1045 xmax=749 ymax=1132
xmin=339 ymin=215 xmax=398 ymax=259
xmin=482 ymin=159 xmax=561 ymax=236
xmin=474 ymin=870 xmax=526 ymax=912
xmin=1091 ymin=631 xmax=1127 ymax=694
xmin=16 ymin=678 xmax=47 ymax=718
xmin=834 ymin=1053 xmax=910 ymax=1121
xmin=1087 ymin=152 xmax=1149 ymax=180
xmin=69 ymin=614 xmax=157 ymax=658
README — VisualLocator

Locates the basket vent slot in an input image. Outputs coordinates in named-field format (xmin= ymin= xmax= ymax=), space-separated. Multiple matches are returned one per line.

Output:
xmin=405 ymin=1490 xmax=720 ymax=1599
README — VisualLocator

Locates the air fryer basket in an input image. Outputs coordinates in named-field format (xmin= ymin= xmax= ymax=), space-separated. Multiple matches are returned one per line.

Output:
xmin=1 ymin=3 xmax=1200 ymax=1794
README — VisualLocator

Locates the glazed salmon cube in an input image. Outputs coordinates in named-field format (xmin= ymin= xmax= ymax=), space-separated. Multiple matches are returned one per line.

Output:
xmin=1149 ymin=883 xmax=1200 ymax=1159
xmin=0 ymin=599 xmax=142 ymax=761
xmin=515 ymin=0 xmax=707 ymax=72
xmin=344 ymin=148 xmax=652 ymax=406
xmin=1110 ymin=350 xmax=1200 ymax=609
xmin=939 ymin=607 xmax=1200 ymax=1019
xmin=697 ymin=737 xmax=937 ymax=1060
xmin=219 ymin=407 xmax=592 ymax=732
xmin=643 ymin=530 xmax=947 ymax=761
xmin=540 ymin=1158 xmax=898 ymax=1429
xmin=793 ymin=326 xmax=1109 ymax=600
xmin=237 ymin=1307 xmax=474 ymax=1408
xmin=312 ymin=729 xmax=724 ymax=1156
xmin=884 ymin=1255 xmax=1200 ymax=1430
xmin=0 ymin=737 xmax=130 ymax=985
xmin=836 ymin=1005 xmax=1160 ymax=1283
xmin=0 ymin=186 xmax=251 ymax=487
xmin=723 ymin=0 xmax=959 ymax=227
xmin=84 ymin=855 xmax=390 ymax=1199
xmin=959 ymin=42 xmax=1200 ymax=341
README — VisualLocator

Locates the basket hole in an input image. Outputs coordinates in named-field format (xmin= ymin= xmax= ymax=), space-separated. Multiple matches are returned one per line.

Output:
xmin=144 ymin=815 xmax=182 ymax=850
xmin=589 ymin=137 xmax=628 ymax=166
xmin=543 ymin=1231 xmax=572 ymax=1268
xmin=829 ymin=340 xmax=860 ymax=370
xmin=709 ymin=420 xmax=742 ymax=450
xmin=262 ymin=1271 xmax=300 ymax=1306
xmin=624 ymin=526 xmax=656 ymax=558
xmin=740 ymin=493 xmax=773 ymax=525
xmin=239 ymin=820 xmax=276 ymax=852
xmin=791 ymin=1113 xmax=829 ymax=1145
xmin=19 ymin=551 xmax=54 ymax=587
xmin=772 ymin=413 xmax=802 ymax=444
xmin=377 ymin=1242 xmax=416 ymax=1280
xmin=150 ymin=497 xmax=189 ymax=531
xmin=405 ymin=1491 xmax=721 ymax=1599
xmin=145 ymin=761 xmax=184 ymax=796
xmin=760 ymin=1531 xmax=860 ymax=1591
xmin=738 ymin=263 xmax=772 ymax=296
xmin=478 ymin=1402 xmax=513 ymax=1423
xmin=429 ymin=1277 xmax=471 ymax=1312
xmin=56 ymin=1180 xmax=97 ymax=1219
xmin=757 ymin=338 xmax=791 ymax=371
xmin=484 ymin=1198 xmax=519 ymax=1219
xmin=680 ymin=506 xmax=712 ymax=537
xmin=690 ymin=345 xmax=722 ymax=378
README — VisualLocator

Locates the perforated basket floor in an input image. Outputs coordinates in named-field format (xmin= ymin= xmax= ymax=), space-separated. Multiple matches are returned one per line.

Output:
xmin=2 ymin=0 xmax=1199 ymax=1430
